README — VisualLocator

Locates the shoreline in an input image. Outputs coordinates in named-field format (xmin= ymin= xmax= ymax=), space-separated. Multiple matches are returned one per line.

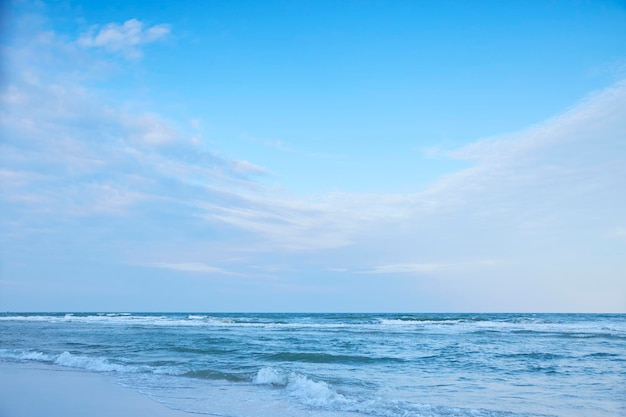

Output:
xmin=0 ymin=362 xmax=193 ymax=417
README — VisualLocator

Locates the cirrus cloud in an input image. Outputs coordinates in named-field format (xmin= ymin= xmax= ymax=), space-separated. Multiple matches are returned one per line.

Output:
xmin=77 ymin=18 xmax=170 ymax=59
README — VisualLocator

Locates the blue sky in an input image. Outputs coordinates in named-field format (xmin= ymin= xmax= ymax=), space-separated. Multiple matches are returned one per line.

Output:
xmin=1 ymin=0 xmax=625 ymax=312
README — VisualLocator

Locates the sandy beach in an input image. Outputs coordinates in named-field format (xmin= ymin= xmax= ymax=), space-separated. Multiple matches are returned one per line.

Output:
xmin=0 ymin=362 xmax=192 ymax=417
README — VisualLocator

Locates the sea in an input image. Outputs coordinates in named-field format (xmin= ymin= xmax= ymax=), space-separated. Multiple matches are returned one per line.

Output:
xmin=0 ymin=313 xmax=624 ymax=417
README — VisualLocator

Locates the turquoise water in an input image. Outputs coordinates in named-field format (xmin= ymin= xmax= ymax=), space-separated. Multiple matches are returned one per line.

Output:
xmin=1 ymin=313 xmax=624 ymax=416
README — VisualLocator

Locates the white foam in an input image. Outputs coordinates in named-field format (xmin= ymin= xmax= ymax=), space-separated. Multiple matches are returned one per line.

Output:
xmin=378 ymin=318 xmax=456 ymax=326
xmin=250 ymin=367 xmax=542 ymax=416
xmin=253 ymin=367 xmax=351 ymax=409
xmin=0 ymin=349 xmax=162 ymax=375
xmin=286 ymin=373 xmax=351 ymax=408
xmin=375 ymin=316 xmax=626 ymax=339
xmin=54 ymin=351 xmax=128 ymax=373
xmin=1 ymin=314 xmax=623 ymax=339
xmin=0 ymin=314 xmax=244 ymax=328
xmin=0 ymin=314 xmax=354 ymax=330
xmin=253 ymin=366 xmax=288 ymax=386
xmin=0 ymin=349 xmax=54 ymax=362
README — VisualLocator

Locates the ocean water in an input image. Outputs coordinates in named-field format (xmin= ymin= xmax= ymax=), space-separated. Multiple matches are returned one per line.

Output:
xmin=0 ymin=313 xmax=624 ymax=417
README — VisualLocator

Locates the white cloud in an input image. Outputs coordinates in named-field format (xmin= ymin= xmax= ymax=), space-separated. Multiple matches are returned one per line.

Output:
xmin=194 ymin=77 xmax=626 ymax=256
xmin=231 ymin=160 xmax=269 ymax=176
xmin=77 ymin=18 xmax=170 ymax=59
xmin=4 ymin=47 xmax=625 ymax=267
xmin=79 ymin=183 xmax=149 ymax=216
xmin=198 ymin=200 xmax=353 ymax=251
xmin=415 ymin=81 xmax=626 ymax=225
xmin=356 ymin=260 xmax=504 ymax=275
xmin=451 ymin=80 xmax=626 ymax=165
xmin=147 ymin=262 xmax=236 ymax=275
xmin=123 ymin=113 xmax=179 ymax=145
xmin=362 ymin=263 xmax=445 ymax=274
xmin=0 ymin=30 xmax=268 ymax=224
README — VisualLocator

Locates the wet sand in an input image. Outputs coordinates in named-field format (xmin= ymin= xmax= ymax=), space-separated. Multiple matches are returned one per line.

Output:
xmin=0 ymin=362 xmax=193 ymax=417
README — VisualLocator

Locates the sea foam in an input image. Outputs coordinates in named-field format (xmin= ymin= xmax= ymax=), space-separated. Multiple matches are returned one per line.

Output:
xmin=0 ymin=349 xmax=54 ymax=362
xmin=251 ymin=367 xmax=540 ymax=416
xmin=54 ymin=351 xmax=129 ymax=373
xmin=254 ymin=367 xmax=351 ymax=408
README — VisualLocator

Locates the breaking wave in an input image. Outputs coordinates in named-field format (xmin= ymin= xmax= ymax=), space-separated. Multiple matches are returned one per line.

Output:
xmin=0 ymin=349 xmax=139 ymax=374
xmin=252 ymin=367 xmax=547 ymax=417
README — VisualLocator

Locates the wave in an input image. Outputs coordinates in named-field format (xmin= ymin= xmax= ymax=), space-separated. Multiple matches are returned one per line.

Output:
xmin=0 ymin=313 xmax=347 ymax=328
xmin=0 ymin=348 xmax=55 ymax=363
xmin=264 ymin=351 xmax=405 ymax=364
xmin=0 ymin=349 xmax=249 ymax=384
xmin=0 ymin=312 xmax=458 ymax=324
xmin=0 ymin=313 xmax=238 ymax=328
xmin=54 ymin=351 xmax=129 ymax=373
xmin=379 ymin=316 xmax=484 ymax=324
xmin=253 ymin=367 xmax=351 ymax=408
xmin=583 ymin=352 xmax=621 ymax=358
xmin=2 ymin=313 xmax=624 ymax=341
xmin=171 ymin=346 xmax=237 ymax=355
xmin=0 ymin=349 xmax=144 ymax=374
xmin=497 ymin=352 xmax=566 ymax=360
xmin=252 ymin=367 xmax=549 ymax=417
xmin=183 ymin=369 xmax=249 ymax=383
xmin=1 ymin=347 xmax=559 ymax=417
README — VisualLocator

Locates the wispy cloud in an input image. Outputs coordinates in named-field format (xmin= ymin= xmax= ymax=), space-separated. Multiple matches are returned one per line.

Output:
xmin=183 ymin=79 xmax=626 ymax=256
xmin=0 ymin=20 xmax=267 ymax=236
xmin=361 ymin=263 xmax=445 ymax=274
xmin=77 ymin=19 xmax=170 ymax=59
xmin=123 ymin=113 xmax=179 ymax=146
xmin=450 ymin=81 xmax=626 ymax=165
xmin=146 ymin=262 xmax=237 ymax=275
xmin=416 ymin=82 xmax=626 ymax=224
xmin=2 ymin=4 xmax=625 ymax=311
xmin=353 ymin=260 xmax=504 ymax=275
xmin=4 ymin=40 xmax=625 ymax=263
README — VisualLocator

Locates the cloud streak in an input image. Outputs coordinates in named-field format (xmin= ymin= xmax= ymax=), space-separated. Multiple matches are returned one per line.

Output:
xmin=356 ymin=261 xmax=504 ymax=275
xmin=146 ymin=262 xmax=237 ymax=275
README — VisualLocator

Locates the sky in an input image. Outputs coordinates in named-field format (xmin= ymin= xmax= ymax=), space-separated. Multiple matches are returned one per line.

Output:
xmin=1 ymin=0 xmax=625 ymax=312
